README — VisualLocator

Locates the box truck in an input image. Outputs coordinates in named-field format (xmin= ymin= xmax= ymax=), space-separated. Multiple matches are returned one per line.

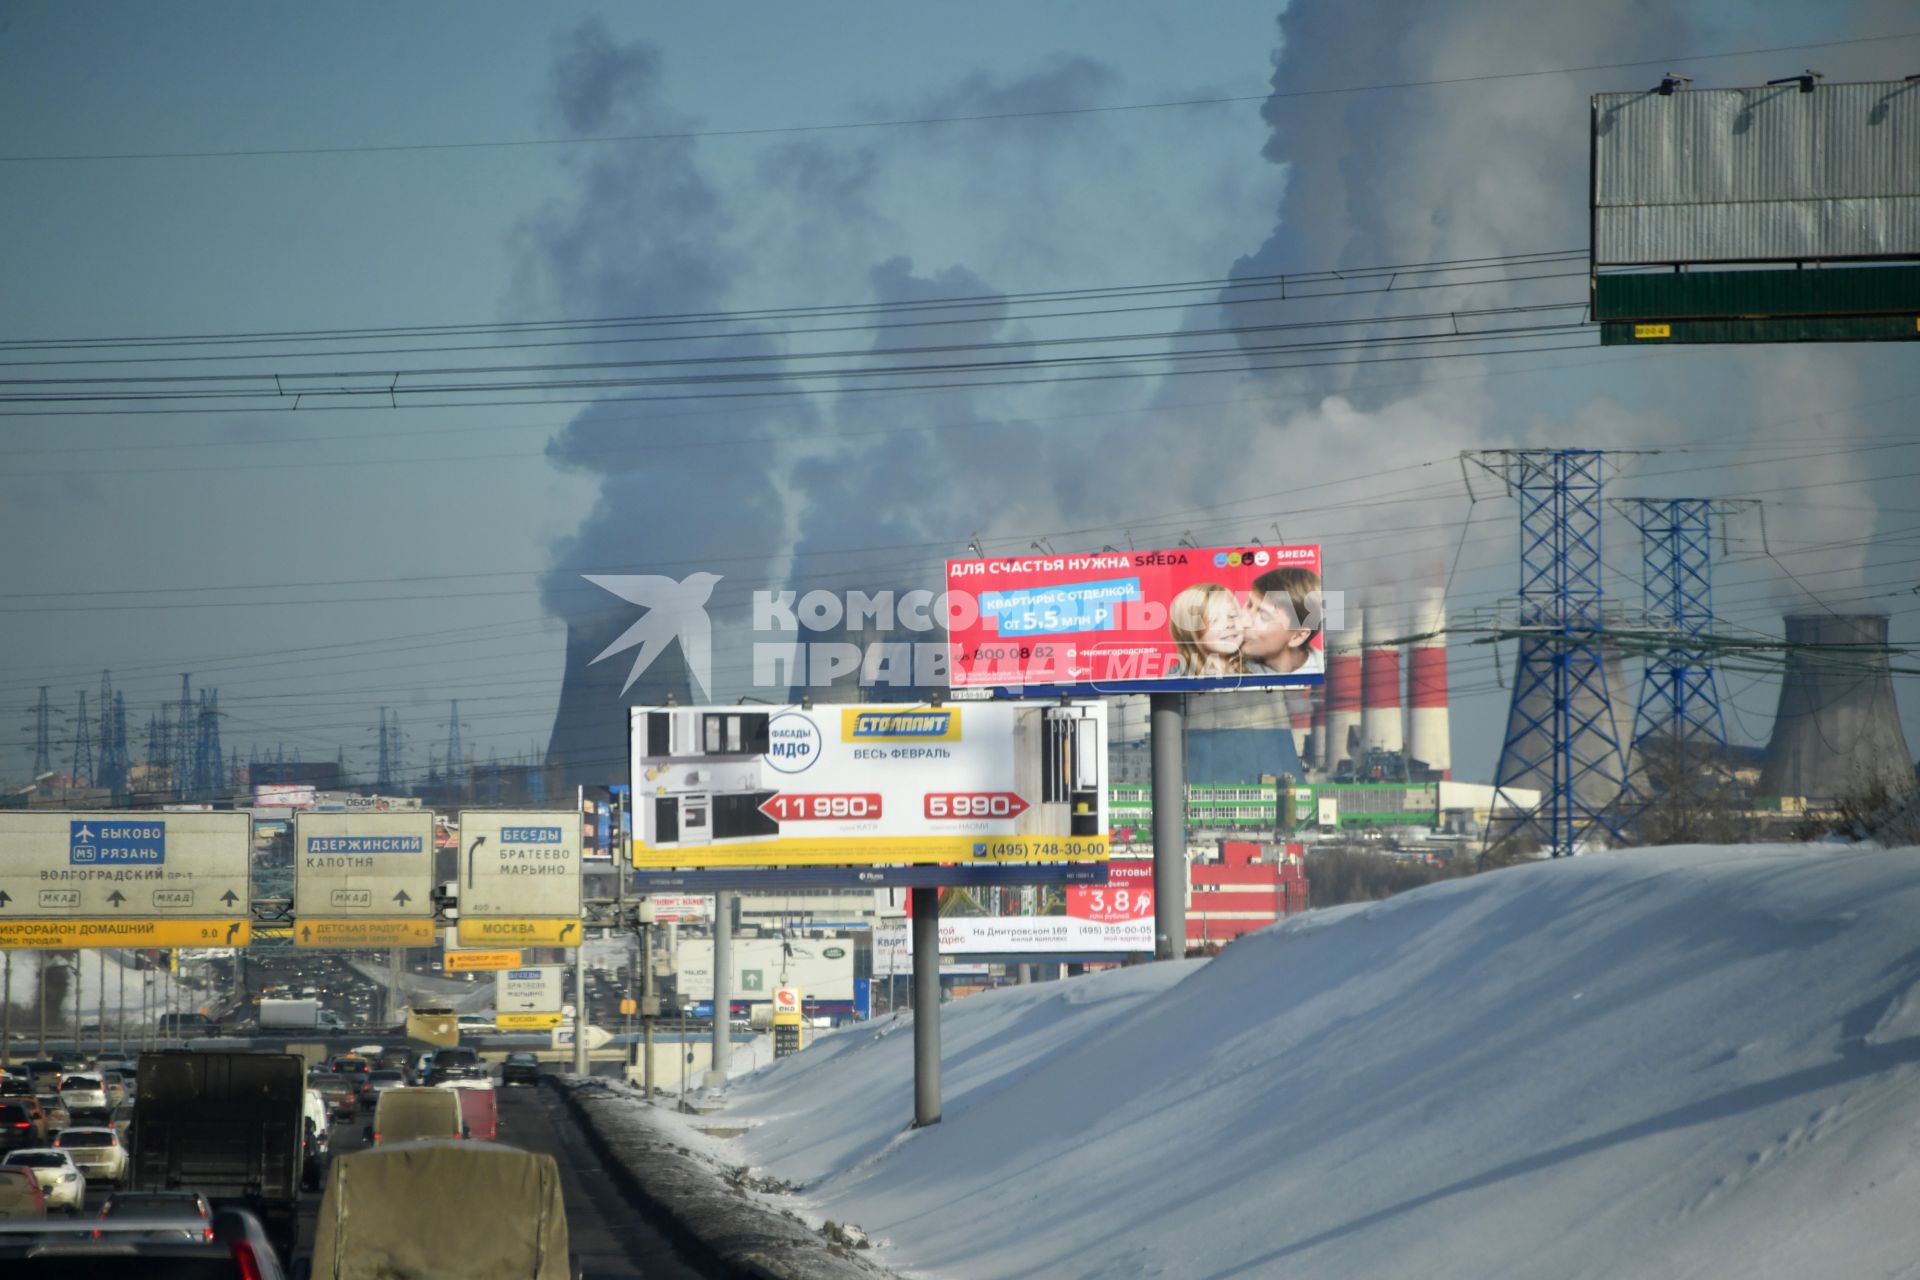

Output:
xmin=259 ymin=998 xmax=347 ymax=1033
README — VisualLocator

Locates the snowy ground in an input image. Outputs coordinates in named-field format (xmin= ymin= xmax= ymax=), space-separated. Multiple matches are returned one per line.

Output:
xmin=634 ymin=844 xmax=1920 ymax=1279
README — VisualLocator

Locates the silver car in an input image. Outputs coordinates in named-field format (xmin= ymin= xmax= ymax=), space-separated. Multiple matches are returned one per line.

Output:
xmin=57 ymin=1073 xmax=109 ymax=1119
xmin=0 ymin=1148 xmax=86 ymax=1213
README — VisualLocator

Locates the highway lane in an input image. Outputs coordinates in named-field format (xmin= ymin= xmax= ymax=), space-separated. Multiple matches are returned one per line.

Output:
xmin=288 ymin=1082 xmax=713 ymax=1279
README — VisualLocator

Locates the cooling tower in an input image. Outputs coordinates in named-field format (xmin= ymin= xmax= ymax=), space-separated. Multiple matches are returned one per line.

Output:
xmin=1324 ymin=603 xmax=1364 ymax=773
xmin=1494 ymin=637 xmax=1636 ymax=819
xmin=1407 ymin=589 xmax=1451 ymax=779
xmin=546 ymin=616 xmax=696 ymax=789
xmin=1760 ymin=613 xmax=1913 ymax=801
xmin=1360 ymin=606 xmax=1404 ymax=754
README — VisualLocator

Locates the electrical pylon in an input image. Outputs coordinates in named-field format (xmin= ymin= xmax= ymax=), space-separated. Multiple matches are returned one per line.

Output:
xmin=1469 ymin=449 xmax=1641 ymax=858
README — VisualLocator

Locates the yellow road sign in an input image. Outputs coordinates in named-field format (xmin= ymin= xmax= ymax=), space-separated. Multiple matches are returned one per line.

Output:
xmin=0 ymin=918 xmax=251 ymax=949
xmin=458 ymin=918 xmax=583 ymax=947
xmin=294 ymin=917 xmax=436 ymax=949
xmin=444 ymin=949 xmax=523 ymax=972
xmin=496 ymin=1011 xmax=564 ymax=1030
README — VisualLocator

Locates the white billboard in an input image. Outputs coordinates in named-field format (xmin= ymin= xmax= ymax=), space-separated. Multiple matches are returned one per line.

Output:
xmin=673 ymin=936 xmax=854 ymax=1002
xmin=630 ymin=702 xmax=1108 ymax=867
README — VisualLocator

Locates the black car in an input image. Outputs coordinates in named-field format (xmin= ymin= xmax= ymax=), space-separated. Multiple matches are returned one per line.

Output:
xmin=0 ymin=1201 xmax=289 ymax=1277
xmin=0 ymin=1102 xmax=40 ymax=1153
xmin=499 ymin=1052 xmax=542 ymax=1087
xmin=422 ymin=1047 xmax=483 ymax=1085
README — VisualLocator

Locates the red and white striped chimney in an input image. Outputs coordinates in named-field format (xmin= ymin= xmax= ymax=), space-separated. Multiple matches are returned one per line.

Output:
xmin=1360 ymin=604 xmax=1404 ymax=755
xmin=1407 ymin=588 xmax=1451 ymax=779
xmin=1284 ymin=688 xmax=1314 ymax=772
xmin=1324 ymin=603 xmax=1364 ymax=772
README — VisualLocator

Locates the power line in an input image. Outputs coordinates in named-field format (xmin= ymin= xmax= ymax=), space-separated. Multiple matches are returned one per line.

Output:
xmin=2 ymin=33 xmax=1911 ymax=164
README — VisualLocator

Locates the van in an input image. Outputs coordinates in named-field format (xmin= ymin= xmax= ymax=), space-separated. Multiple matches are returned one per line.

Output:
xmin=156 ymin=1012 xmax=221 ymax=1038
xmin=370 ymin=1088 xmax=463 ymax=1145
xmin=443 ymin=1083 xmax=498 ymax=1141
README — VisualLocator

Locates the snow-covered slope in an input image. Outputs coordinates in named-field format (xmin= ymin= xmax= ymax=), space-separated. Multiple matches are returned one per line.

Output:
xmin=659 ymin=845 xmax=1920 ymax=1279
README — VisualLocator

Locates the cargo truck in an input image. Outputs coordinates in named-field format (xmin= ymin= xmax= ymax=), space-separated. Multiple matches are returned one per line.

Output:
xmin=132 ymin=1050 xmax=305 ymax=1260
xmin=259 ymin=997 xmax=347 ymax=1032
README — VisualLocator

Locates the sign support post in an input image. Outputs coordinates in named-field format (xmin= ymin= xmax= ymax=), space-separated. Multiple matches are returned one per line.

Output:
xmin=387 ymin=948 xmax=404 ymax=1030
xmin=706 ymin=891 xmax=732 ymax=1087
xmin=640 ymin=916 xmax=655 ymax=1100
xmin=912 ymin=887 xmax=941 ymax=1128
xmin=572 ymin=944 xmax=589 ymax=1075
xmin=1150 ymin=693 xmax=1188 ymax=961
xmin=1 ymin=951 xmax=10 ymax=1060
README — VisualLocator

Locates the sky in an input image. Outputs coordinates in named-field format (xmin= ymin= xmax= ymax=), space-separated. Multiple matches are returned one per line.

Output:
xmin=636 ymin=842 xmax=1920 ymax=1278
xmin=2 ymin=1 xmax=1917 ymax=792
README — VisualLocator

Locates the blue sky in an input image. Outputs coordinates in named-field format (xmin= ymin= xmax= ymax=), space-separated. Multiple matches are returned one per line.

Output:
xmin=3 ymin=0 xmax=1916 ymax=792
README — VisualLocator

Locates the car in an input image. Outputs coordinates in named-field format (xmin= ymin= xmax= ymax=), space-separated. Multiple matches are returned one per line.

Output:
xmin=365 ymin=1069 xmax=408 ymax=1103
xmin=422 ymin=1047 xmax=484 ymax=1085
xmin=458 ymin=1013 xmax=496 ymax=1034
xmin=107 ymin=1102 xmax=135 ymax=1150
xmin=53 ymin=1127 xmax=128 ymax=1187
xmin=373 ymin=1046 xmax=414 ymax=1077
xmin=31 ymin=1095 xmax=68 ymax=1136
xmin=98 ymin=1072 xmax=129 ymax=1108
xmin=57 ymin=1073 xmax=110 ymax=1119
xmin=97 ymin=1188 xmax=215 ymax=1241
xmin=500 ymin=1052 xmax=542 ymax=1087
xmin=0 ymin=1165 xmax=47 ymax=1220
xmin=1 ymin=1148 xmax=86 ymax=1213
xmin=155 ymin=1012 xmax=221 ymax=1038
xmin=0 ymin=1102 xmax=44 ymax=1152
xmin=17 ymin=1061 xmax=63 ymax=1091
xmin=308 ymin=1072 xmax=357 ymax=1122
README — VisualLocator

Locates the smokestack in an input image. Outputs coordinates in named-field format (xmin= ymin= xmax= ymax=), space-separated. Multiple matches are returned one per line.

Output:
xmin=1284 ymin=689 xmax=1314 ymax=774
xmin=1324 ymin=603 xmax=1364 ymax=773
xmin=1407 ymin=589 xmax=1451 ymax=779
xmin=1761 ymin=614 xmax=1913 ymax=801
xmin=1360 ymin=605 xmax=1404 ymax=755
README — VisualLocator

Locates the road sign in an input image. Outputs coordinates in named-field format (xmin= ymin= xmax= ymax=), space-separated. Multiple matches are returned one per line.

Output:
xmin=456 ymin=917 xmax=582 ymax=947
xmin=445 ymin=949 xmax=522 ymax=972
xmin=0 ymin=918 xmax=251 ymax=949
xmin=551 ymin=1024 xmax=612 ymax=1050
xmin=500 ymin=1012 xmax=564 ymax=1031
xmin=294 ymin=918 xmax=436 ymax=949
xmin=455 ymin=810 xmax=582 ymax=921
xmin=496 ymin=966 xmax=563 ymax=1015
xmin=293 ymin=812 xmax=434 ymax=922
xmin=0 ymin=812 xmax=250 ymax=925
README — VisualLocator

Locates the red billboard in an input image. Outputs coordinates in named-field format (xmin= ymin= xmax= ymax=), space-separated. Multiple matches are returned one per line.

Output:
xmin=945 ymin=545 xmax=1324 ymax=694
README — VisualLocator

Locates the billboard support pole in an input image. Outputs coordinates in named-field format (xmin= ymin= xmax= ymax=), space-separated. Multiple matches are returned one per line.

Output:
xmin=1150 ymin=693 xmax=1187 ymax=960
xmin=573 ymin=943 xmax=590 ymax=1075
xmin=911 ymin=887 xmax=941 ymax=1127
xmin=706 ymin=891 xmax=733 ymax=1087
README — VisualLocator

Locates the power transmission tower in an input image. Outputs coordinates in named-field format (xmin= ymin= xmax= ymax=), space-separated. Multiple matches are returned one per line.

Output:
xmin=446 ymin=700 xmax=464 ymax=800
xmin=192 ymin=690 xmax=224 ymax=801
xmin=173 ymin=675 xmax=193 ymax=800
xmin=71 ymin=691 xmax=93 ymax=786
xmin=109 ymin=690 xmax=130 ymax=804
xmin=528 ymin=741 xmax=547 ymax=804
xmin=146 ymin=711 xmax=169 ymax=792
xmin=30 ymin=687 xmax=52 ymax=777
xmin=376 ymin=709 xmax=394 ymax=791
xmin=1469 ymin=449 xmax=1642 ymax=858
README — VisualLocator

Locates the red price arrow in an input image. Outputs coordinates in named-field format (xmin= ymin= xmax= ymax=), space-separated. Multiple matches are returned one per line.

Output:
xmin=759 ymin=793 xmax=884 ymax=821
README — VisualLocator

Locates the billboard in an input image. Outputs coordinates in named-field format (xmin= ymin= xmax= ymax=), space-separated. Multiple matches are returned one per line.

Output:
xmin=945 ymin=545 xmax=1325 ymax=695
xmin=673 ymin=936 xmax=855 ymax=1003
xmin=887 ymin=862 xmax=1155 ymax=955
xmin=630 ymin=702 xmax=1108 ymax=867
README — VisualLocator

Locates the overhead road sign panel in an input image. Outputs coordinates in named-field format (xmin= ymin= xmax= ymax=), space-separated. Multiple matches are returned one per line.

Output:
xmin=0 ymin=918 xmax=251 ymax=950
xmin=444 ymin=949 xmax=522 ymax=972
xmin=458 ymin=917 xmax=583 ymax=947
xmin=944 ymin=545 xmax=1326 ymax=696
xmin=496 ymin=966 xmax=563 ymax=1015
xmin=294 ymin=918 xmax=436 ymax=949
xmin=630 ymin=702 xmax=1110 ymax=869
xmin=456 ymin=810 xmax=582 ymax=921
xmin=293 ymin=812 xmax=434 ymax=921
xmin=0 ymin=812 xmax=250 ymax=923
xmin=629 ymin=863 xmax=1109 ymax=892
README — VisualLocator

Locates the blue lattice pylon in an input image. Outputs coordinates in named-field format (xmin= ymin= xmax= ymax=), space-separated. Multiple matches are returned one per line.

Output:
xmin=1472 ymin=449 xmax=1641 ymax=857
xmin=1613 ymin=499 xmax=1752 ymax=757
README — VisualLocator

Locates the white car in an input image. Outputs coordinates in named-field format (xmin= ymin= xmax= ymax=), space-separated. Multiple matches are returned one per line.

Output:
xmin=57 ymin=1073 xmax=110 ymax=1118
xmin=2 ymin=1148 xmax=86 ymax=1212
xmin=54 ymin=1126 xmax=128 ymax=1186
xmin=457 ymin=1014 xmax=495 ymax=1034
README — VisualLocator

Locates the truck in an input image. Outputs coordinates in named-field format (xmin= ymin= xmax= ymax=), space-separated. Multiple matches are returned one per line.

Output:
xmin=131 ymin=1050 xmax=305 ymax=1260
xmin=259 ymin=997 xmax=347 ymax=1033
